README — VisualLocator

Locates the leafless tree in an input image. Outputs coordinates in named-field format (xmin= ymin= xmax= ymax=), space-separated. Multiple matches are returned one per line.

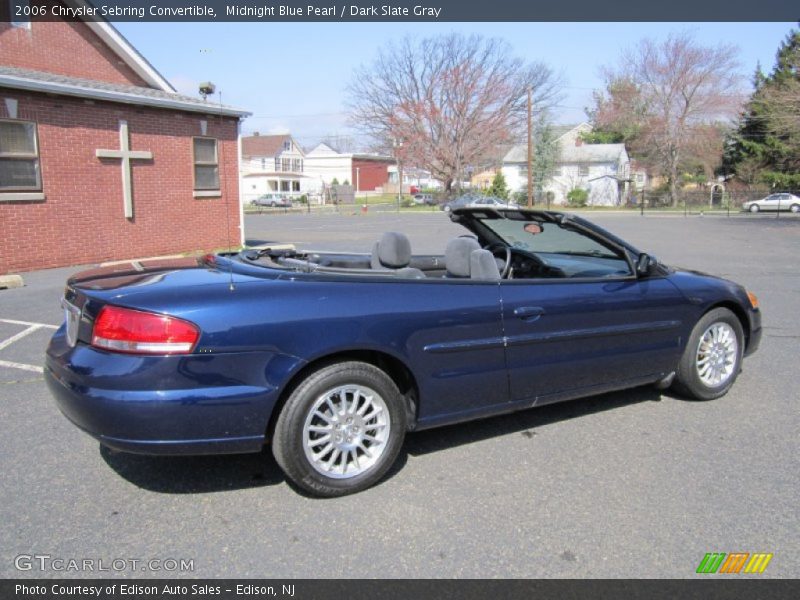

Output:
xmin=347 ymin=34 xmax=562 ymax=193
xmin=594 ymin=33 xmax=743 ymax=205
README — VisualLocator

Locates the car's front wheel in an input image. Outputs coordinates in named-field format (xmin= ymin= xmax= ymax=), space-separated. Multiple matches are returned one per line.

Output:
xmin=672 ymin=308 xmax=744 ymax=400
xmin=790 ymin=203 xmax=799 ymax=213
xmin=272 ymin=361 xmax=407 ymax=497
xmin=749 ymin=204 xmax=760 ymax=213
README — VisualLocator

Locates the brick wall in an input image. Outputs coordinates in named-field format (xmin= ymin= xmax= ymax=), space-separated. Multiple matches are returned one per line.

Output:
xmin=351 ymin=159 xmax=392 ymax=192
xmin=0 ymin=92 xmax=242 ymax=273
xmin=0 ymin=18 xmax=148 ymax=87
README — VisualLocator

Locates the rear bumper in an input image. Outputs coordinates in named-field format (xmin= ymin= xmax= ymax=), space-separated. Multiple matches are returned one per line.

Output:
xmin=45 ymin=329 xmax=302 ymax=455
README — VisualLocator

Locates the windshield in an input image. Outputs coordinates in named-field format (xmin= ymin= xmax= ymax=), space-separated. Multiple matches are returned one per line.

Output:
xmin=482 ymin=218 xmax=619 ymax=258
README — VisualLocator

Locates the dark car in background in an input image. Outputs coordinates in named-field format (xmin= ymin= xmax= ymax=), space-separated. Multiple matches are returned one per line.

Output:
xmin=412 ymin=193 xmax=436 ymax=206
xmin=46 ymin=208 xmax=761 ymax=497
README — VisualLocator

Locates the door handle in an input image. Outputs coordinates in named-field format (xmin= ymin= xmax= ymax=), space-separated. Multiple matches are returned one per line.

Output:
xmin=514 ymin=306 xmax=545 ymax=321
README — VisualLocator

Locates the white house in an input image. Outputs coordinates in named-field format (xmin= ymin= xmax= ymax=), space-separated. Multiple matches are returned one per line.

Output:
xmin=502 ymin=123 xmax=631 ymax=206
xmin=304 ymin=143 xmax=352 ymax=188
xmin=240 ymin=133 xmax=316 ymax=202
xmin=305 ymin=143 xmax=395 ymax=192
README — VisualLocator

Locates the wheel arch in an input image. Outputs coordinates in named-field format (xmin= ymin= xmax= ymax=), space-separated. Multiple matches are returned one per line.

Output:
xmin=266 ymin=349 xmax=420 ymax=441
xmin=705 ymin=301 xmax=751 ymax=351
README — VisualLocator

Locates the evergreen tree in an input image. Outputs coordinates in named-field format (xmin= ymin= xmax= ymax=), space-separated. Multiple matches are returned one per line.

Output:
xmin=725 ymin=29 xmax=800 ymax=187
xmin=531 ymin=118 xmax=559 ymax=200
xmin=488 ymin=171 xmax=509 ymax=199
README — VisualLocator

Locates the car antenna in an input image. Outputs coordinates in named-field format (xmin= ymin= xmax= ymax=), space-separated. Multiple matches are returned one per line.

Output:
xmin=217 ymin=89 xmax=235 ymax=291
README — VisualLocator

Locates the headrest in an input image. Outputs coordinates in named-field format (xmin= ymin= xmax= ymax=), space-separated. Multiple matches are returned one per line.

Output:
xmin=371 ymin=231 xmax=412 ymax=269
xmin=445 ymin=237 xmax=481 ymax=277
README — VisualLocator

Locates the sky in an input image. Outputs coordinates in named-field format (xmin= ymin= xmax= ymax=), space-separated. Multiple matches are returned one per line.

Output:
xmin=115 ymin=21 xmax=796 ymax=150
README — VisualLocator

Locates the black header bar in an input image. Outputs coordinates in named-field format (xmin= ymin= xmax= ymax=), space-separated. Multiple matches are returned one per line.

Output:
xmin=4 ymin=0 xmax=799 ymax=22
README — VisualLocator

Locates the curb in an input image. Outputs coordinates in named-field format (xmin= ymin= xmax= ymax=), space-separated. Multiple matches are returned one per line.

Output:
xmin=0 ymin=274 xmax=24 ymax=289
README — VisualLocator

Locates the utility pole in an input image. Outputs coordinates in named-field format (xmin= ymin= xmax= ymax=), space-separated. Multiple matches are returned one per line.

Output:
xmin=527 ymin=86 xmax=534 ymax=209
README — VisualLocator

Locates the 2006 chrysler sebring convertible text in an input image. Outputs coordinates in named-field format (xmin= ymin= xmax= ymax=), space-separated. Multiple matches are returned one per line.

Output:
xmin=46 ymin=208 xmax=761 ymax=497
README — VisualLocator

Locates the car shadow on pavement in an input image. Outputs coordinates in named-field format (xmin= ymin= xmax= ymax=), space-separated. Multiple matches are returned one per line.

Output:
xmin=99 ymin=446 xmax=285 ymax=494
xmin=403 ymin=385 xmax=665 ymax=457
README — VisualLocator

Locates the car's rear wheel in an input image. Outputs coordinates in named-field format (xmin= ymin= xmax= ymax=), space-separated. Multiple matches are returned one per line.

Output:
xmin=272 ymin=361 xmax=406 ymax=497
xmin=749 ymin=204 xmax=760 ymax=213
xmin=790 ymin=203 xmax=800 ymax=213
xmin=672 ymin=308 xmax=744 ymax=400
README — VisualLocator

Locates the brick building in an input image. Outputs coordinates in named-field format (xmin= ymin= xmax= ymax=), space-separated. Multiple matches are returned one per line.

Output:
xmin=0 ymin=8 xmax=249 ymax=274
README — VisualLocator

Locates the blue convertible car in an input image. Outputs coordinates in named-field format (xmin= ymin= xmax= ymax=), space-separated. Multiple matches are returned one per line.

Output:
xmin=46 ymin=208 xmax=761 ymax=496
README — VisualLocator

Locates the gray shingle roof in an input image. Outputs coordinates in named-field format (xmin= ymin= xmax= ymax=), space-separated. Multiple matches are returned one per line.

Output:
xmin=560 ymin=143 xmax=627 ymax=164
xmin=504 ymin=140 xmax=626 ymax=165
xmin=0 ymin=66 xmax=250 ymax=118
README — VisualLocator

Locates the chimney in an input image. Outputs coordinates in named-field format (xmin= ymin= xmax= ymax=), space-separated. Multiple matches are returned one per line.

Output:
xmin=253 ymin=131 xmax=260 ymax=136
xmin=575 ymin=137 xmax=583 ymax=147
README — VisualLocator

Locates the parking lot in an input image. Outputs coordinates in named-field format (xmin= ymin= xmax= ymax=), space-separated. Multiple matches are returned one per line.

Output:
xmin=1 ymin=211 xmax=798 ymax=578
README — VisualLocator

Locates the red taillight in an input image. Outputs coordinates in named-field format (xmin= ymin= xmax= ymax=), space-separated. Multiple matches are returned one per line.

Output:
xmin=92 ymin=306 xmax=199 ymax=355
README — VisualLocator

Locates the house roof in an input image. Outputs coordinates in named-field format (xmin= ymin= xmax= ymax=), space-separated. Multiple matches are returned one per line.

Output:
xmin=560 ymin=143 xmax=627 ymax=164
xmin=307 ymin=142 xmax=340 ymax=156
xmin=242 ymin=134 xmax=294 ymax=158
xmin=503 ymin=123 xmax=594 ymax=163
xmin=69 ymin=0 xmax=175 ymax=92
xmin=503 ymin=140 xmax=626 ymax=165
xmin=0 ymin=66 xmax=250 ymax=117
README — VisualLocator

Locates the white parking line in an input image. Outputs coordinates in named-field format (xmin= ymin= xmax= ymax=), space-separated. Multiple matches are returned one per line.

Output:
xmin=0 ymin=319 xmax=58 ymax=373
xmin=0 ymin=360 xmax=43 ymax=374
xmin=0 ymin=325 xmax=44 ymax=352
xmin=0 ymin=318 xmax=58 ymax=330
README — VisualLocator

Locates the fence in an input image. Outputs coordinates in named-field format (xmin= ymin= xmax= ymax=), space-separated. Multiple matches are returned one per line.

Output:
xmin=626 ymin=189 xmax=800 ymax=217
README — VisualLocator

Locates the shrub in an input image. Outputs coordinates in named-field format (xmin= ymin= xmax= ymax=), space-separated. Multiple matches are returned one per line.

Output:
xmin=567 ymin=188 xmax=589 ymax=207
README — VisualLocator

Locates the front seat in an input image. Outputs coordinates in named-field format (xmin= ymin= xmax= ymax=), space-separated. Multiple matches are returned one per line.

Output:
xmin=445 ymin=237 xmax=501 ymax=280
xmin=445 ymin=237 xmax=480 ymax=277
xmin=371 ymin=231 xmax=412 ymax=270
xmin=469 ymin=249 xmax=501 ymax=281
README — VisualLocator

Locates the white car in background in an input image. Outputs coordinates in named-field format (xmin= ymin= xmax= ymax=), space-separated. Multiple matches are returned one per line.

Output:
xmin=742 ymin=193 xmax=800 ymax=213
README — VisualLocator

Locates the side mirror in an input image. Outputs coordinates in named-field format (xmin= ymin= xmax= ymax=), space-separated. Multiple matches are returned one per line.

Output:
xmin=636 ymin=253 xmax=656 ymax=277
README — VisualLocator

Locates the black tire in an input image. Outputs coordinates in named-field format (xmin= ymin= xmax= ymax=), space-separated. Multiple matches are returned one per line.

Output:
xmin=749 ymin=204 xmax=760 ymax=213
xmin=270 ymin=201 xmax=277 ymax=207
xmin=272 ymin=361 xmax=407 ymax=497
xmin=672 ymin=308 xmax=744 ymax=400
xmin=790 ymin=204 xmax=800 ymax=214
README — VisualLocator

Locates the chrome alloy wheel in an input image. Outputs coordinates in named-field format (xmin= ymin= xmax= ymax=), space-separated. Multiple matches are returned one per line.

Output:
xmin=695 ymin=322 xmax=738 ymax=387
xmin=302 ymin=385 xmax=391 ymax=479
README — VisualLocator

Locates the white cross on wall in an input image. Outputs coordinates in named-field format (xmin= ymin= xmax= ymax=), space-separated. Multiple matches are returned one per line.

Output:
xmin=96 ymin=120 xmax=153 ymax=219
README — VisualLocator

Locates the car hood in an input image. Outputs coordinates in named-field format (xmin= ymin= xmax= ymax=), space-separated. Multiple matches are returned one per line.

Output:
xmin=667 ymin=265 xmax=752 ymax=306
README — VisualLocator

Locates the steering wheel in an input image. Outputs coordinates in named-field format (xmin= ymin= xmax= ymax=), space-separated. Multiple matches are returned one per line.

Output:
xmin=483 ymin=242 xmax=513 ymax=278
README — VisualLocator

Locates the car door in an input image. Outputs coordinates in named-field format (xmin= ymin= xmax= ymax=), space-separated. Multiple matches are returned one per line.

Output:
xmin=500 ymin=274 xmax=690 ymax=405
xmin=765 ymin=194 xmax=781 ymax=211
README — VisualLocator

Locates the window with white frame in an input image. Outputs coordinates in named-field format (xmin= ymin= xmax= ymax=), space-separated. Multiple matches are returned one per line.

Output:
xmin=192 ymin=137 xmax=219 ymax=190
xmin=579 ymin=164 xmax=590 ymax=177
xmin=0 ymin=119 xmax=42 ymax=191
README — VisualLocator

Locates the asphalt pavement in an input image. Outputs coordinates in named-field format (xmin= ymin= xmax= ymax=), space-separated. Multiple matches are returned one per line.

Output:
xmin=0 ymin=211 xmax=797 ymax=578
